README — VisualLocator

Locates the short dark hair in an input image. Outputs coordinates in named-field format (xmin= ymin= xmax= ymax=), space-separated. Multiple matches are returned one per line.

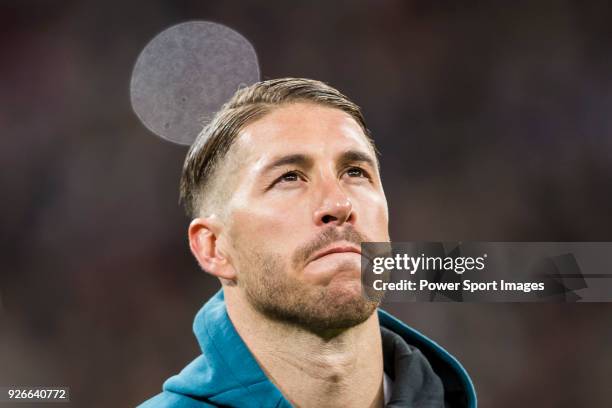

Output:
xmin=179 ymin=77 xmax=376 ymax=218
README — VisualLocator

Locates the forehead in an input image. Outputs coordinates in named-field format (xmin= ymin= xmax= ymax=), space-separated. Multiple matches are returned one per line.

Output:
xmin=233 ymin=102 xmax=374 ymax=165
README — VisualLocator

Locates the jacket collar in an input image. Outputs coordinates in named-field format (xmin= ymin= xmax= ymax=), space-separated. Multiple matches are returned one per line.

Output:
xmin=378 ymin=309 xmax=477 ymax=407
xmin=164 ymin=290 xmax=476 ymax=407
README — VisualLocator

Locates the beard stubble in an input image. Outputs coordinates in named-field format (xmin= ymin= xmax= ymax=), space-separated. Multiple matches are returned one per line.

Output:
xmin=233 ymin=225 xmax=381 ymax=334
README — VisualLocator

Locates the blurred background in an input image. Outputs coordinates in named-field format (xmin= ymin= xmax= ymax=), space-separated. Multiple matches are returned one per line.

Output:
xmin=1 ymin=1 xmax=612 ymax=406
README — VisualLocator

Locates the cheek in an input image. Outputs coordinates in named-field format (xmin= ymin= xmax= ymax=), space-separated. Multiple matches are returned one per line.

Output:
xmin=356 ymin=191 xmax=389 ymax=240
xmin=228 ymin=205 xmax=306 ymax=255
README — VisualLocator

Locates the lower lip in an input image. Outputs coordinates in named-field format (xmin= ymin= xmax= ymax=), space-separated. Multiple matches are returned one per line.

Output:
xmin=304 ymin=252 xmax=362 ymax=282
xmin=313 ymin=252 xmax=361 ymax=262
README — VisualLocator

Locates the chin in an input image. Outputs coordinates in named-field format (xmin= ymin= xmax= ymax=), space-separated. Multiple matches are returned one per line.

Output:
xmin=326 ymin=276 xmax=363 ymax=297
xmin=320 ymin=278 xmax=377 ymax=311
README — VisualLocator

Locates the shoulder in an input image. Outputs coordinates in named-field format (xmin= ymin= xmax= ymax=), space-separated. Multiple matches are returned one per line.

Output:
xmin=137 ymin=391 xmax=217 ymax=408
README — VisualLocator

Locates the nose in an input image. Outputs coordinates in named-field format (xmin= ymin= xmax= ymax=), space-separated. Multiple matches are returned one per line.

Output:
xmin=313 ymin=180 xmax=355 ymax=227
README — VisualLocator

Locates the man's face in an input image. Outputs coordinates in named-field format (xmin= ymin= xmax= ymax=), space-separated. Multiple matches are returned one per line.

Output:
xmin=221 ymin=102 xmax=390 ymax=333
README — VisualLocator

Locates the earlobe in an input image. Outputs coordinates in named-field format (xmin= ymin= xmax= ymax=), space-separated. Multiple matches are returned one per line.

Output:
xmin=188 ymin=217 xmax=237 ymax=281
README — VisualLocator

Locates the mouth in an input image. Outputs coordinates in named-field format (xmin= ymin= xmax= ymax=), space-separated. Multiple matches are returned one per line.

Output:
xmin=309 ymin=243 xmax=362 ymax=263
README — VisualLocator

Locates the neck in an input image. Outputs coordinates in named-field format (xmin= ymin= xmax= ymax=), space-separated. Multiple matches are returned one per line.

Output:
xmin=224 ymin=286 xmax=385 ymax=408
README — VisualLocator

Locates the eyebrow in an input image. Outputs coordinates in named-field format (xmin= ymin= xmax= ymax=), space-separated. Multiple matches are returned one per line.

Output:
xmin=337 ymin=150 xmax=377 ymax=170
xmin=261 ymin=154 xmax=314 ymax=175
xmin=260 ymin=149 xmax=377 ymax=176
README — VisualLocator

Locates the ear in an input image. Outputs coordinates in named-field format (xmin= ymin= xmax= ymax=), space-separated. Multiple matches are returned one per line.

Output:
xmin=188 ymin=216 xmax=237 ymax=281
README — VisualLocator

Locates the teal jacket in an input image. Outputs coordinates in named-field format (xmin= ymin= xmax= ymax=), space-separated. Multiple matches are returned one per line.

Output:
xmin=139 ymin=290 xmax=477 ymax=407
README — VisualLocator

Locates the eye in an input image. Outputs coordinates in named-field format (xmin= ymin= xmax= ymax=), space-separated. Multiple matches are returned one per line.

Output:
xmin=280 ymin=171 xmax=299 ymax=182
xmin=345 ymin=166 xmax=370 ymax=178
xmin=271 ymin=170 xmax=304 ymax=188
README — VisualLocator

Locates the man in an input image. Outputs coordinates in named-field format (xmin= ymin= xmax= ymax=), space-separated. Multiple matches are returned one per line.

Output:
xmin=139 ymin=78 xmax=476 ymax=407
